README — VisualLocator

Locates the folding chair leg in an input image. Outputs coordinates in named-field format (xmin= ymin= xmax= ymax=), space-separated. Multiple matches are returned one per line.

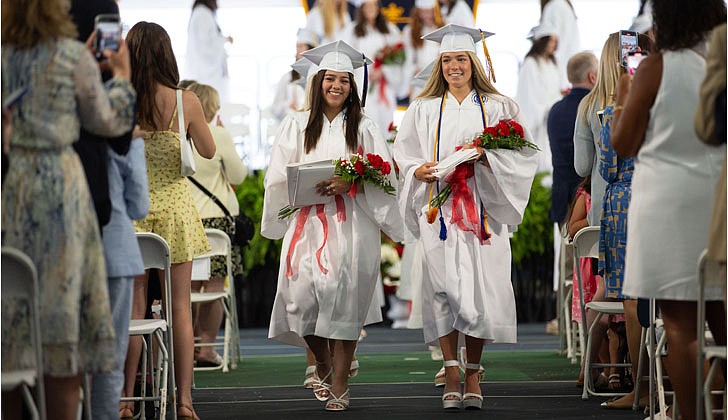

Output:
xmin=633 ymin=327 xmax=647 ymax=411
xmin=21 ymin=384 xmax=40 ymax=420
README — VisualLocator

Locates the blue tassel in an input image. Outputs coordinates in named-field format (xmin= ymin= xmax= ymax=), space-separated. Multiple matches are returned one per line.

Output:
xmin=439 ymin=216 xmax=447 ymax=241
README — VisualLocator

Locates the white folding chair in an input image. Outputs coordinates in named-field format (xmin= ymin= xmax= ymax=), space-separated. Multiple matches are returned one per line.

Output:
xmin=573 ymin=227 xmax=630 ymax=400
xmin=1 ymin=247 xmax=46 ymax=420
xmin=191 ymin=229 xmax=240 ymax=372
xmin=696 ymin=249 xmax=727 ymax=420
xmin=121 ymin=233 xmax=176 ymax=420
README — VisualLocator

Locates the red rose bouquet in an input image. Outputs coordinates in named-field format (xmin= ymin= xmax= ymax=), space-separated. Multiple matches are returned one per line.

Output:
xmin=335 ymin=152 xmax=395 ymax=195
xmin=374 ymin=43 xmax=405 ymax=67
xmin=474 ymin=119 xmax=538 ymax=151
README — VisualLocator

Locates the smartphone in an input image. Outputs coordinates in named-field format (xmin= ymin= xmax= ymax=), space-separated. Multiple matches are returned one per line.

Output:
xmin=94 ymin=14 xmax=121 ymax=60
xmin=619 ymin=30 xmax=638 ymax=68
xmin=2 ymin=87 xmax=28 ymax=110
xmin=627 ymin=50 xmax=648 ymax=75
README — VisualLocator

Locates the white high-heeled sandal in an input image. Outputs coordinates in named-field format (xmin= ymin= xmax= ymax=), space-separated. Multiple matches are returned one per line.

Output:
xmin=349 ymin=359 xmax=359 ymax=378
xmin=441 ymin=360 xmax=462 ymax=409
xmin=434 ymin=366 xmax=446 ymax=387
xmin=325 ymin=389 xmax=350 ymax=411
xmin=462 ymin=362 xmax=483 ymax=410
xmin=303 ymin=365 xmax=317 ymax=388
xmin=459 ymin=346 xmax=485 ymax=382
xmin=312 ymin=369 xmax=332 ymax=401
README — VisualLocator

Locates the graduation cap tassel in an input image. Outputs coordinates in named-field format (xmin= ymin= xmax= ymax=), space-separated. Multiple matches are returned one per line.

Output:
xmin=480 ymin=31 xmax=496 ymax=84
xmin=362 ymin=53 xmax=368 ymax=107
xmin=439 ymin=215 xmax=448 ymax=241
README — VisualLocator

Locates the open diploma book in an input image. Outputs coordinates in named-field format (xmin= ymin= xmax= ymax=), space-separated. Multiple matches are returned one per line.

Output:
xmin=432 ymin=148 xmax=480 ymax=179
xmin=286 ymin=159 xmax=336 ymax=207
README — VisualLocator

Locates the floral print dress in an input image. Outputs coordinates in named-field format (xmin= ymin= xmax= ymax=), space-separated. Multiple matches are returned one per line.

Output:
xmin=2 ymin=38 xmax=136 ymax=375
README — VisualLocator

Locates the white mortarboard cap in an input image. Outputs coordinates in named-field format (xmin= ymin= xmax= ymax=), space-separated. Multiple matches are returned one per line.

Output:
xmin=412 ymin=60 xmax=435 ymax=88
xmin=301 ymin=40 xmax=372 ymax=74
xmin=415 ymin=0 xmax=437 ymax=8
xmin=296 ymin=28 xmax=319 ymax=47
xmin=629 ymin=13 xmax=652 ymax=33
xmin=422 ymin=24 xmax=494 ymax=54
xmin=532 ymin=23 xmax=557 ymax=39
xmin=291 ymin=58 xmax=316 ymax=88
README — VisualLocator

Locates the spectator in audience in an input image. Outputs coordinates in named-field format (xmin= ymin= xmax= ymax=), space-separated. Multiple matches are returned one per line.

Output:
xmin=545 ymin=51 xmax=594 ymax=339
xmin=185 ymin=82 xmax=248 ymax=368
xmin=695 ymin=23 xmax=726 ymax=268
xmin=437 ymin=0 xmax=474 ymax=26
xmin=400 ymin=0 xmax=443 ymax=101
xmin=271 ymin=28 xmax=318 ymax=122
xmin=125 ymin=21 xmax=216 ymax=420
xmin=305 ymin=0 xmax=350 ymax=45
xmin=341 ymin=0 xmax=403 ymax=138
xmin=539 ymin=0 xmax=580 ymax=90
xmin=516 ymin=23 xmax=562 ymax=173
xmin=185 ymin=0 xmax=233 ymax=101
xmin=611 ymin=1 xmax=726 ymax=418
xmin=1 ymin=0 xmax=135 ymax=418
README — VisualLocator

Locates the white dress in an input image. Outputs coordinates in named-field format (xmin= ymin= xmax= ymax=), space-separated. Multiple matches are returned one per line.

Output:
xmin=271 ymin=71 xmax=307 ymax=123
xmin=340 ymin=22 xmax=403 ymax=138
xmin=540 ymin=0 xmax=580 ymax=89
xmin=515 ymin=56 xmax=562 ymax=173
xmin=393 ymin=91 xmax=538 ymax=344
xmin=400 ymin=24 xmax=441 ymax=100
xmin=304 ymin=6 xmax=350 ymax=45
xmin=185 ymin=6 xmax=229 ymax=99
xmin=623 ymin=49 xmax=724 ymax=301
xmin=263 ymin=111 xmax=403 ymax=346
xmin=441 ymin=0 xmax=474 ymax=26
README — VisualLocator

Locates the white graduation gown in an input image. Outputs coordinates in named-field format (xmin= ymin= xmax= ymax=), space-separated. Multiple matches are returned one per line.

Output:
xmin=271 ymin=72 xmax=306 ymax=123
xmin=185 ymin=6 xmax=229 ymax=99
xmin=515 ymin=56 xmax=561 ymax=173
xmin=304 ymin=7 xmax=350 ymax=46
xmin=540 ymin=0 xmax=581 ymax=89
xmin=441 ymin=0 xmax=475 ymax=26
xmin=263 ymin=111 xmax=403 ymax=347
xmin=393 ymin=91 xmax=538 ymax=344
xmin=400 ymin=24 xmax=441 ymax=100
xmin=340 ymin=22 xmax=403 ymax=139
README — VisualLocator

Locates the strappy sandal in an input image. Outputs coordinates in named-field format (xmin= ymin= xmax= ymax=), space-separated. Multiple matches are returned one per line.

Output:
xmin=462 ymin=363 xmax=483 ymax=410
xmin=325 ymin=389 xmax=350 ymax=411
xmin=303 ymin=365 xmax=317 ymax=388
xmin=349 ymin=359 xmax=359 ymax=378
xmin=312 ymin=369 xmax=332 ymax=401
xmin=458 ymin=346 xmax=485 ymax=382
xmin=442 ymin=360 xmax=462 ymax=409
xmin=608 ymin=373 xmax=622 ymax=391
xmin=434 ymin=366 xmax=446 ymax=387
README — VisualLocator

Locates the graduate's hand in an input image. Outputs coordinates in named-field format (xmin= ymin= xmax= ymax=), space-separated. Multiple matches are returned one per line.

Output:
xmin=460 ymin=144 xmax=489 ymax=166
xmin=414 ymin=162 xmax=438 ymax=183
xmin=317 ymin=176 xmax=352 ymax=196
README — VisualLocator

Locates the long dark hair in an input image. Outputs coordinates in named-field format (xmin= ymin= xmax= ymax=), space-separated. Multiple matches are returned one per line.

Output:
xmin=304 ymin=70 xmax=362 ymax=154
xmin=354 ymin=1 xmax=390 ymax=38
xmin=192 ymin=0 xmax=216 ymax=11
xmin=652 ymin=0 xmax=725 ymax=51
xmin=126 ymin=22 xmax=180 ymax=129
xmin=526 ymin=36 xmax=556 ymax=64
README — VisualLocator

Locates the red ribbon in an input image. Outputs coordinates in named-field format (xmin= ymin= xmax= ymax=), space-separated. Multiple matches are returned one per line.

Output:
xmin=284 ymin=198 xmax=348 ymax=278
xmin=446 ymin=163 xmax=490 ymax=245
xmin=372 ymin=60 xmax=390 ymax=108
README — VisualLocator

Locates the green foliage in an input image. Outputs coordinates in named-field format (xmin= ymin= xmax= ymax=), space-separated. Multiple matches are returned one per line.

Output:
xmin=235 ymin=170 xmax=282 ymax=277
xmin=510 ymin=172 xmax=553 ymax=264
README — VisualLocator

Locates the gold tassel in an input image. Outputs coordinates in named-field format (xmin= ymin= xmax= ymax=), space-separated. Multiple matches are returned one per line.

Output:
xmin=480 ymin=31 xmax=496 ymax=84
xmin=434 ymin=4 xmax=444 ymax=27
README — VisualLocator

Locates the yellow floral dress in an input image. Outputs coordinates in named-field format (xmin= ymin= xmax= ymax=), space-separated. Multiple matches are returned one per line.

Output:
xmin=134 ymin=105 xmax=210 ymax=263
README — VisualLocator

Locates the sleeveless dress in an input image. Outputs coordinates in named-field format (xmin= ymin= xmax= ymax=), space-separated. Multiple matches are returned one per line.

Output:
xmin=134 ymin=98 xmax=210 ymax=263
xmin=2 ymin=38 xmax=135 ymax=375
xmin=623 ymin=48 xmax=725 ymax=300
xmin=597 ymin=105 xmax=634 ymax=299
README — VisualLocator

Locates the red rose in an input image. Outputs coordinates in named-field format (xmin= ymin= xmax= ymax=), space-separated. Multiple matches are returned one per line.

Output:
xmin=484 ymin=127 xmax=498 ymax=137
xmin=367 ymin=153 xmax=383 ymax=169
xmin=496 ymin=120 xmax=510 ymax=137
xmin=381 ymin=161 xmax=391 ymax=175
xmin=354 ymin=160 xmax=366 ymax=175
xmin=507 ymin=120 xmax=524 ymax=137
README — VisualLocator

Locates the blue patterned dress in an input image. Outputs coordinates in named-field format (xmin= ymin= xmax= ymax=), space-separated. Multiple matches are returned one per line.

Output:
xmin=597 ymin=105 xmax=634 ymax=299
xmin=2 ymin=38 xmax=136 ymax=375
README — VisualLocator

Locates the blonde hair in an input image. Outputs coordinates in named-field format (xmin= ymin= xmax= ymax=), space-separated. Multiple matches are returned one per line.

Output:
xmin=417 ymin=51 xmax=501 ymax=99
xmin=318 ymin=0 xmax=348 ymax=39
xmin=2 ymin=0 xmax=77 ymax=49
xmin=186 ymin=82 xmax=220 ymax=123
xmin=578 ymin=33 xmax=621 ymax=123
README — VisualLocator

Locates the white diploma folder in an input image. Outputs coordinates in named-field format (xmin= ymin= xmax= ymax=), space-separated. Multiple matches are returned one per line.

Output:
xmin=433 ymin=148 xmax=479 ymax=179
xmin=286 ymin=159 xmax=336 ymax=207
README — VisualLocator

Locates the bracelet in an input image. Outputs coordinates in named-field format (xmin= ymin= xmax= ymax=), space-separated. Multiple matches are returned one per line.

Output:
xmin=613 ymin=105 xmax=624 ymax=111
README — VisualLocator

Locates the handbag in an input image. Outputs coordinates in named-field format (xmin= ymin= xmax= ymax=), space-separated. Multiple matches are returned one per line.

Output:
xmin=188 ymin=176 xmax=254 ymax=247
xmin=177 ymin=89 xmax=196 ymax=177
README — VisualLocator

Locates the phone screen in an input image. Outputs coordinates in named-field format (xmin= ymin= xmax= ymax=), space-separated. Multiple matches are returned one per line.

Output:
xmin=619 ymin=30 xmax=638 ymax=68
xmin=627 ymin=51 xmax=648 ymax=75
xmin=95 ymin=14 xmax=121 ymax=59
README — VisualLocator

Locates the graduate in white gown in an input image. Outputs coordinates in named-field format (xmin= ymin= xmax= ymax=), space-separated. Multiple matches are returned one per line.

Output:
xmin=540 ymin=0 xmax=580 ymax=89
xmin=393 ymin=24 xmax=538 ymax=410
xmin=438 ymin=0 xmax=474 ymax=26
xmin=400 ymin=0 xmax=443 ymax=101
xmin=262 ymin=40 xmax=403 ymax=411
xmin=305 ymin=0 xmax=351 ymax=45
xmin=185 ymin=0 xmax=233 ymax=100
xmin=271 ymin=28 xmax=319 ymax=122
xmin=340 ymin=0 xmax=403 ymax=138
xmin=515 ymin=24 xmax=562 ymax=173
